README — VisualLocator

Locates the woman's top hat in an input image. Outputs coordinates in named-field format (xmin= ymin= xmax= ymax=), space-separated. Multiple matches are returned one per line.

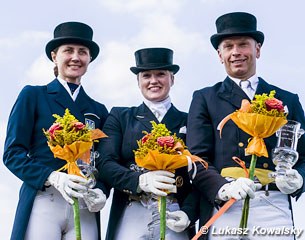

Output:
xmin=210 ymin=12 xmax=264 ymax=50
xmin=130 ymin=47 xmax=180 ymax=75
xmin=45 ymin=21 xmax=100 ymax=62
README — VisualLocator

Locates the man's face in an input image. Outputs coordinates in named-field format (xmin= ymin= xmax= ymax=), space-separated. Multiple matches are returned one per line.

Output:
xmin=138 ymin=69 xmax=174 ymax=102
xmin=217 ymin=36 xmax=261 ymax=80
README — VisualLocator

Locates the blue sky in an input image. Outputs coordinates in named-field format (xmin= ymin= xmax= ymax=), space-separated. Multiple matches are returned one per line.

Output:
xmin=1 ymin=0 xmax=305 ymax=239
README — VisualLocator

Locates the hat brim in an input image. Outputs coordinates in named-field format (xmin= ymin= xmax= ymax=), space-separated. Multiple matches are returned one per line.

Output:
xmin=45 ymin=37 xmax=100 ymax=62
xmin=210 ymin=31 xmax=264 ymax=50
xmin=130 ymin=64 xmax=180 ymax=75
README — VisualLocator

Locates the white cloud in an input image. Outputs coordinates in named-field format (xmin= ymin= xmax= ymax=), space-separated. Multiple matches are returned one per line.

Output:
xmin=24 ymin=55 xmax=54 ymax=86
xmin=86 ymin=42 xmax=142 ymax=109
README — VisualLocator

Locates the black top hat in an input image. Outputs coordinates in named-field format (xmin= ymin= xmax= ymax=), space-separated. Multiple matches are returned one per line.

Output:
xmin=45 ymin=22 xmax=100 ymax=62
xmin=210 ymin=12 xmax=264 ymax=50
xmin=130 ymin=47 xmax=180 ymax=74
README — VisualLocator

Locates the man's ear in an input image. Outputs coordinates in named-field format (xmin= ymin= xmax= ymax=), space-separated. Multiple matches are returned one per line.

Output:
xmin=256 ymin=42 xmax=262 ymax=59
xmin=217 ymin=49 xmax=224 ymax=64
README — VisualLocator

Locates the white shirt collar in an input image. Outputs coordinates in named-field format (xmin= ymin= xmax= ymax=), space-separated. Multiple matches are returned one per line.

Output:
xmin=229 ymin=74 xmax=259 ymax=92
xmin=57 ymin=78 xmax=81 ymax=101
xmin=144 ymin=97 xmax=172 ymax=122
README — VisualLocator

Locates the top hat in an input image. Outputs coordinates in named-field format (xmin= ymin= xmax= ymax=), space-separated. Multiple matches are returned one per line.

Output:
xmin=130 ymin=47 xmax=180 ymax=74
xmin=45 ymin=21 xmax=100 ymax=62
xmin=210 ymin=12 xmax=264 ymax=50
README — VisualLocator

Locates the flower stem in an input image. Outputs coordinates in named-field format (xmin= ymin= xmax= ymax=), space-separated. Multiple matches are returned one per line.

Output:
xmin=73 ymin=197 xmax=82 ymax=240
xmin=239 ymin=154 xmax=257 ymax=229
xmin=159 ymin=196 xmax=166 ymax=240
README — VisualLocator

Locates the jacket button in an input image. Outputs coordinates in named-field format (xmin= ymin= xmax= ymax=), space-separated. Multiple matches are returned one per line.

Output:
xmin=238 ymin=142 xmax=244 ymax=147
xmin=263 ymin=163 xmax=269 ymax=169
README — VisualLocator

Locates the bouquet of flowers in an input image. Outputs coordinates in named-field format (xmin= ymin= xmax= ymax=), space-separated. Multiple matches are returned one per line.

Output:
xmin=43 ymin=108 xmax=107 ymax=240
xmin=134 ymin=121 xmax=207 ymax=240
xmin=218 ymin=90 xmax=287 ymax=229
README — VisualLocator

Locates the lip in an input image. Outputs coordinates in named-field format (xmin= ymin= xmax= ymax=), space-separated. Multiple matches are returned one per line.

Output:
xmin=148 ymin=86 xmax=162 ymax=91
xmin=231 ymin=59 xmax=246 ymax=64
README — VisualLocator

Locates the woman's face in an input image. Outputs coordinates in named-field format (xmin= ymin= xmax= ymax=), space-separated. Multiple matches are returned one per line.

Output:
xmin=138 ymin=70 xmax=174 ymax=102
xmin=51 ymin=44 xmax=91 ymax=83
xmin=217 ymin=36 xmax=261 ymax=80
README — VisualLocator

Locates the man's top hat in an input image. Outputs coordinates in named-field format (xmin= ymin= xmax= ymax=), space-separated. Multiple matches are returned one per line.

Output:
xmin=210 ymin=12 xmax=264 ymax=50
xmin=45 ymin=21 xmax=99 ymax=62
xmin=130 ymin=48 xmax=180 ymax=75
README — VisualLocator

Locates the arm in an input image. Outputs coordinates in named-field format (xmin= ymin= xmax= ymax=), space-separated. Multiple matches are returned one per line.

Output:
xmin=96 ymin=108 xmax=141 ymax=195
xmin=3 ymin=86 xmax=54 ymax=190
xmin=187 ymin=90 xmax=228 ymax=203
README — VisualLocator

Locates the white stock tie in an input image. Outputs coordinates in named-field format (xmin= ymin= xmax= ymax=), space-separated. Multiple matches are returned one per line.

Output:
xmin=151 ymin=107 xmax=162 ymax=121
xmin=239 ymin=80 xmax=255 ymax=99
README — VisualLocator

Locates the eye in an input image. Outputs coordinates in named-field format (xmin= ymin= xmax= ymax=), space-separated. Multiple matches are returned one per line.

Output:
xmin=64 ymin=48 xmax=73 ymax=53
xmin=157 ymin=73 xmax=165 ymax=78
xmin=79 ymin=49 xmax=89 ymax=55
xmin=142 ymin=73 xmax=151 ymax=78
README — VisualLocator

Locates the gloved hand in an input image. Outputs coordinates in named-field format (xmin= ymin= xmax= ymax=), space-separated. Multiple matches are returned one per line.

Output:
xmin=276 ymin=169 xmax=303 ymax=194
xmin=138 ymin=170 xmax=176 ymax=196
xmin=47 ymin=171 xmax=89 ymax=204
xmin=83 ymin=188 xmax=107 ymax=212
xmin=166 ymin=210 xmax=190 ymax=232
xmin=217 ymin=177 xmax=262 ymax=201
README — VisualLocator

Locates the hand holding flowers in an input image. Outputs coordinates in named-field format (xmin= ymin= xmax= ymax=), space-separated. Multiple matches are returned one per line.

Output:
xmin=44 ymin=108 xmax=107 ymax=240
xmin=218 ymin=90 xmax=287 ymax=230
xmin=134 ymin=121 xmax=207 ymax=240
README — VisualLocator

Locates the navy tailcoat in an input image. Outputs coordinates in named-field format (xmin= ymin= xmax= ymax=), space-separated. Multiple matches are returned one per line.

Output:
xmin=96 ymin=103 xmax=196 ymax=240
xmin=186 ymin=77 xmax=305 ymax=231
xmin=3 ymin=79 xmax=109 ymax=240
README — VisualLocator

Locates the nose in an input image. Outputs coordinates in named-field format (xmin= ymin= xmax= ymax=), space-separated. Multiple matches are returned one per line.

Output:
xmin=71 ymin=52 xmax=81 ymax=61
xmin=150 ymin=74 xmax=158 ymax=83
xmin=231 ymin=45 xmax=241 ymax=56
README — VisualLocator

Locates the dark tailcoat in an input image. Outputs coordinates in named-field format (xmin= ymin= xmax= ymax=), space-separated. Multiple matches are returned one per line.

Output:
xmin=3 ymin=79 xmax=109 ymax=240
xmin=96 ymin=103 xmax=196 ymax=240
xmin=186 ymin=77 xmax=305 ymax=233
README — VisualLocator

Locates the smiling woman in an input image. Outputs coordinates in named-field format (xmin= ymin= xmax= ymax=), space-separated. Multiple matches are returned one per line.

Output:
xmin=2 ymin=21 xmax=109 ymax=240
xmin=95 ymin=47 xmax=196 ymax=240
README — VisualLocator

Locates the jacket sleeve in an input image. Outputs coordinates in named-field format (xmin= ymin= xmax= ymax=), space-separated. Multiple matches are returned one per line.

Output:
xmin=287 ymin=94 xmax=305 ymax=199
xmin=3 ymin=86 xmax=54 ymax=190
xmin=96 ymin=108 xmax=141 ymax=196
xmin=187 ymin=90 xmax=227 ymax=203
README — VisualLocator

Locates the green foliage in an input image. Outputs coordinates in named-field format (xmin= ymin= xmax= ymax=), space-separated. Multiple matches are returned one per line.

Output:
xmin=250 ymin=90 xmax=286 ymax=117
xmin=134 ymin=121 xmax=186 ymax=159
xmin=43 ymin=109 xmax=91 ymax=147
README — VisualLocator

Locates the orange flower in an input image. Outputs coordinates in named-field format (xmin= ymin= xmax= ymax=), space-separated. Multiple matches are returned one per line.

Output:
xmin=218 ymin=91 xmax=287 ymax=157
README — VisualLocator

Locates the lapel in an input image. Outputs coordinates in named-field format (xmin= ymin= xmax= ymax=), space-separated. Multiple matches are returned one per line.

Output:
xmin=46 ymin=79 xmax=89 ymax=123
xmin=133 ymin=103 xmax=158 ymax=130
xmin=218 ymin=77 xmax=249 ymax=109
xmin=162 ymin=104 xmax=184 ymax=130
xmin=256 ymin=77 xmax=273 ymax=95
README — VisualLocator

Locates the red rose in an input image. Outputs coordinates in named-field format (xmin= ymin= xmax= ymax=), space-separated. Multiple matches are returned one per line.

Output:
xmin=142 ymin=134 xmax=151 ymax=144
xmin=48 ymin=123 xmax=62 ymax=140
xmin=72 ymin=121 xmax=86 ymax=131
xmin=157 ymin=136 xmax=175 ymax=148
xmin=265 ymin=98 xmax=284 ymax=112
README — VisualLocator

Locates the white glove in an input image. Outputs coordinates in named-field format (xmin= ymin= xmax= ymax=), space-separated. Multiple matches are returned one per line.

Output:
xmin=166 ymin=210 xmax=190 ymax=232
xmin=217 ymin=177 xmax=262 ymax=201
xmin=83 ymin=188 xmax=107 ymax=212
xmin=47 ymin=171 xmax=89 ymax=204
xmin=276 ymin=169 xmax=303 ymax=194
xmin=138 ymin=170 xmax=176 ymax=196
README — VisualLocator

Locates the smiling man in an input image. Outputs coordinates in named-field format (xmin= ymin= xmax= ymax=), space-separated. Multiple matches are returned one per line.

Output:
xmin=183 ymin=12 xmax=305 ymax=240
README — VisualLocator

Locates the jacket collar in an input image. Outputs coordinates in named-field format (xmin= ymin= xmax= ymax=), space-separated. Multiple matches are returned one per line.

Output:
xmin=46 ymin=79 xmax=90 ymax=122
xmin=133 ymin=103 xmax=183 ymax=131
